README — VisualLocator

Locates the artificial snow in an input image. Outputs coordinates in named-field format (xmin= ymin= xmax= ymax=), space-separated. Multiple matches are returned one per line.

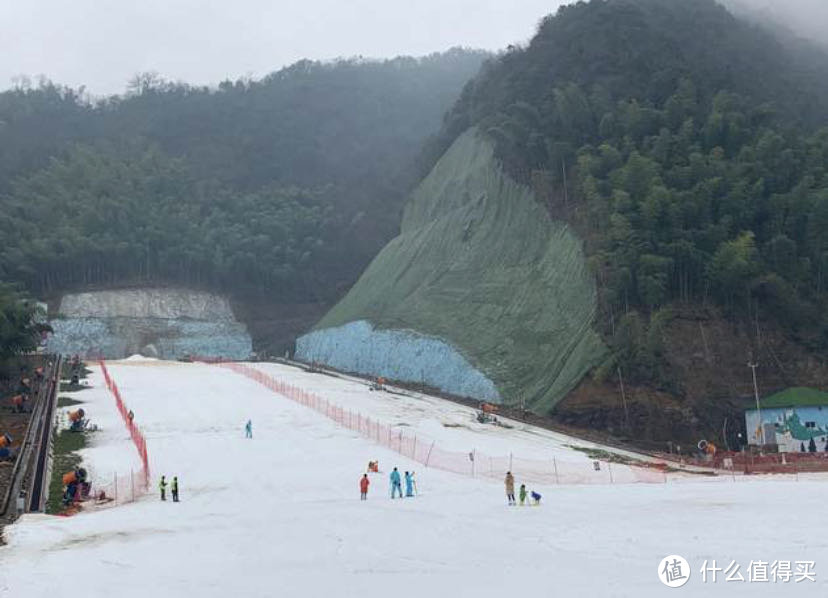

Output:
xmin=1 ymin=360 xmax=825 ymax=597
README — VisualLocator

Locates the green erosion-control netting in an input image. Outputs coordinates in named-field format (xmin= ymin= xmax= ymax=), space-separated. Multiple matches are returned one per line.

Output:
xmin=314 ymin=128 xmax=607 ymax=412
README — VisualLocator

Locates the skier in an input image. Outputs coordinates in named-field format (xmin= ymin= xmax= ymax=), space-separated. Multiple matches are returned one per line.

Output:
xmin=519 ymin=484 xmax=527 ymax=506
xmin=530 ymin=490 xmax=542 ymax=506
xmin=390 ymin=467 xmax=402 ymax=499
xmin=245 ymin=419 xmax=253 ymax=439
xmin=159 ymin=475 xmax=167 ymax=501
xmin=171 ymin=476 xmax=179 ymax=502
xmin=360 ymin=473 xmax=370 ymax=500
xmin=505 ymin=471 xmax=515 ymax=505
xmin=404 ymin=471 xmax=414 ymax=497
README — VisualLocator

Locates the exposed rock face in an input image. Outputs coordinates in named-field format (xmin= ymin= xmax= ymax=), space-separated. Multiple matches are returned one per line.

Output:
xmin=48 ymin=288 xmax=252 ymax=360
xmin=59 ymin=289 xmax=240 ymax=321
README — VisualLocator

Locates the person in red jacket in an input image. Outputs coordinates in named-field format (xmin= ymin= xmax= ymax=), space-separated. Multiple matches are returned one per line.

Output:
xmin=360 ymin=473 xmax=370 ymax=500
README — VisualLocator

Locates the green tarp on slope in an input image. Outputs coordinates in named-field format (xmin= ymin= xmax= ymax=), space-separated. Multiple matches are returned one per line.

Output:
xmin=310 ymin=128 xmax=607 ymax=412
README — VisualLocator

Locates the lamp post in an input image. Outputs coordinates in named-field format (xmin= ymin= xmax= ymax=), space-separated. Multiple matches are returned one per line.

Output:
xmin=748 ymin=361 xmax=764 ymax=445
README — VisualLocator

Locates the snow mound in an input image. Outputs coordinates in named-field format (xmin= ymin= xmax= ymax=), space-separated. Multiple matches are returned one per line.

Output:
xmin=123 ymin=354 xmax=158 ymax=362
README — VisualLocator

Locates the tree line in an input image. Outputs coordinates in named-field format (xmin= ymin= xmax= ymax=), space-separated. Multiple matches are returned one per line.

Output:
xmin=0 ymin=49 xmax=487 ymax=303
xmin=426 ymin=0 xmax=828 ymax=385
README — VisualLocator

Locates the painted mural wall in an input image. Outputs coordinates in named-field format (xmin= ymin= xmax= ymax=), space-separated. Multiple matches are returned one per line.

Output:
xmin=745 ymin=406 xmax=828 ymax=452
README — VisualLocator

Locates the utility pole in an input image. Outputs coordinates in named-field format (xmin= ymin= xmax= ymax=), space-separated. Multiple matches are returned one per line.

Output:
xmin=617 ymin=366 xmax=630 ymax=431
xmin=748 ymin=360 xmax=764 ymax=445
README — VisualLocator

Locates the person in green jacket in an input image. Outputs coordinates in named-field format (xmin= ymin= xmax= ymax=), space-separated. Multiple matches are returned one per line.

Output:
xmin=171 ymin=476 xmax=179 ymax=502
xmin=518 ymin=484 xmax=527 ymax=506
xmin=159 ymin=475 xmax=167 ymax=501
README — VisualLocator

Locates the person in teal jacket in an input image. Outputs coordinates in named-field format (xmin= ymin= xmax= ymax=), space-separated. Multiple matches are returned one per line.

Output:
xmin=390 ymin=467 xmax=402 ymax=499
xmin=404 ymin=471 xmax=414 ymax=497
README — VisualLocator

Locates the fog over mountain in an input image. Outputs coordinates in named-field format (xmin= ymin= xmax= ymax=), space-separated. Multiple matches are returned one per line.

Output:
xmin=724 ymin=0 xmax=828 ymax=46
xmin=0 ymin=0 xmax=561 ymax=96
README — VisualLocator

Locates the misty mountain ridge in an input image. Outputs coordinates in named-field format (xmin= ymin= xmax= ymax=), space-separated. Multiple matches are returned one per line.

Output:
xmin=314 ymin=0 xmax=828 ymax=443
xmin=722 ymin=0 xmax=828 ymax=49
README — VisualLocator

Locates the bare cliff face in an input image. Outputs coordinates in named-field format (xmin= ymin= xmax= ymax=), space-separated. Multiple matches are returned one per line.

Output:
xmin=58 ymin=289 xmax=240 ymax=321
xmin=47 ymin=288 xmax=252 ymax=360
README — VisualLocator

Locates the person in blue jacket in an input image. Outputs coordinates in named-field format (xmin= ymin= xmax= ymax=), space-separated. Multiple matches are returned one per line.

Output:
xmin=404 ymin=471 xmax=414 ymax=497
xmin=390 ymin=467 xmax=402 ymax=499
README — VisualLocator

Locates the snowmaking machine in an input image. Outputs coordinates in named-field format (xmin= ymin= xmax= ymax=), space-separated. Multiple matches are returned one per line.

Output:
xmin=0 ymin=433 xmax=14 ymax=462
xmin=62 ymin=467 xmax=89 ymax=504
xmin=68 ymin=408 xmax=88 ymax=432
xmin=476 ymin=402 xmax=500 ymax=424
xmin=369 ymin=376 xmax=387 ymax=392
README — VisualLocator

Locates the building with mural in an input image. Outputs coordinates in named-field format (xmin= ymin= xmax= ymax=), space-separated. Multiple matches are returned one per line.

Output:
xmin=745 ymin=387 xmax=828 ymax=452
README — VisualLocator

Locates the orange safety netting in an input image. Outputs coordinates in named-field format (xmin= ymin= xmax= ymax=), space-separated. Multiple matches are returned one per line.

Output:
xmin=218 ymin=362 xmax=668 ymax=486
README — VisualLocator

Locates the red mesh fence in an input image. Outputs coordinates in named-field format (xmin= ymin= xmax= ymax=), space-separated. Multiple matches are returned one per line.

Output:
xmin=62 ymin=467 xmax=149 ymax=510
xmin=99 ymin=361 xmax=150 ymax=491
xmin=218 ymin=362 xmax=669 ymax=486
xmin=670 ymin=450 xmax=828 ymax=475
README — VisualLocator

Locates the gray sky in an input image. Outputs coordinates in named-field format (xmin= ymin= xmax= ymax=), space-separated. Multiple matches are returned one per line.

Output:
xmin=729 ymin=0 xmax=828 ymax=46
xmin=0 ymin=0 xmax=562 ymax=96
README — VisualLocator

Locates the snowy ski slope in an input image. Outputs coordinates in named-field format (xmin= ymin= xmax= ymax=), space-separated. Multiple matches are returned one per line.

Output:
xmin=1 ymin=358 xmax=825 ymax=597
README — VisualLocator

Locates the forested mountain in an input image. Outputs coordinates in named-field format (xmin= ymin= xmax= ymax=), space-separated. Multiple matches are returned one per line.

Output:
xmin=399 ymin=0 xmax=828 ymax=441
xmin=0 ymin=50 xmax=487 ymax=308
xmin=430 ymin=0 xmax=828 ymax=369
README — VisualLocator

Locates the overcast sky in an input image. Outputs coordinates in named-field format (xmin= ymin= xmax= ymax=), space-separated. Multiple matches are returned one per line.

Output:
xmin=3 ymin=1 xmax=824 ymax=97
xmin=0 ymin=0 xmax=562 ymax=96
xmin=730 ymin=0 xmax=828 ymax=45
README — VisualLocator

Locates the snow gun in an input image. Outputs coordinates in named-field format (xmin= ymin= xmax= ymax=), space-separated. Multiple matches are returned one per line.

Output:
xmin=62 ymin=468 xmax=89 ymax=505
xmin=68 ymin=408 xmax=87 ymax=432
xmin=476 ymin=402 xmax=499 ymax=424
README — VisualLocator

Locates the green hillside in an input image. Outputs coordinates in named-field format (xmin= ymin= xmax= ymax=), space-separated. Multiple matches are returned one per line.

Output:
xmin=313 ymin=129 xmax=607 ymax=410
xmin=425 ymin=0 xmax=828 ymax=389
xmin=310 ymin=0 xmax=828 ymax=435
xmin=0 ymin=50 xmax=487 ymax=305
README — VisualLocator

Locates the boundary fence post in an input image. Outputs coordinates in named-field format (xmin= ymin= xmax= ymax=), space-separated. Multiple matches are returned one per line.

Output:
xmin=425 ymin=441 xmax=435 ymax=467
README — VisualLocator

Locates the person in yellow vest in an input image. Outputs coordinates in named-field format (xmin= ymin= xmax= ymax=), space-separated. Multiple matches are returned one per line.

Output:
xmin=171 ymin=476 xmax=179 ymax=502
xmin=159 ymin=475 xmax=167 ymax=501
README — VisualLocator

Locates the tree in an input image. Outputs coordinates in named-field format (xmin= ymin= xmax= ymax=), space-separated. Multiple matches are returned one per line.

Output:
xmin=707 ymin=232 xmax=760 ymax=308
xmin=0 ymin=285 xmax=46 ymax=361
